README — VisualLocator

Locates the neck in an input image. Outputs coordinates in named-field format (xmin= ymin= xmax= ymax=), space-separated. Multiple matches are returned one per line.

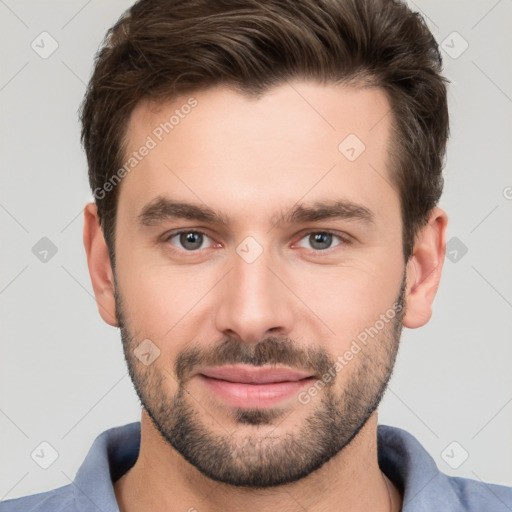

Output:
xmin=114 ymin=411 xmax=402 ymax=512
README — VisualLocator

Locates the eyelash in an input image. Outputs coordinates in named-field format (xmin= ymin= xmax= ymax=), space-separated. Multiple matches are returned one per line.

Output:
xmin=163 ymin=229 xmax=352 ymax=255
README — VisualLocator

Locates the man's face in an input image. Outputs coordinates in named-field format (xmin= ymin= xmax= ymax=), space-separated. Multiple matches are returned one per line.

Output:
xmin=113 ymin=81 xmax=406 ymax=487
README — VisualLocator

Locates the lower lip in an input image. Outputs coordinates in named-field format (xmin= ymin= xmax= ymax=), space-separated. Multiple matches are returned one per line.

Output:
xmin=198 ymin=375 xmax=314 ymax=409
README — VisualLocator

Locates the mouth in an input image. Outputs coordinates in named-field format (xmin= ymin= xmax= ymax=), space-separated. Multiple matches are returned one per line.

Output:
xmin=196 ymin=365 xmax=316 ymax=409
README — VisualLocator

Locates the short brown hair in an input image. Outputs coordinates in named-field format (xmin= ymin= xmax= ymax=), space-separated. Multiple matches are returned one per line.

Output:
xmin=80 ymin=0 xmax=449 ymax=265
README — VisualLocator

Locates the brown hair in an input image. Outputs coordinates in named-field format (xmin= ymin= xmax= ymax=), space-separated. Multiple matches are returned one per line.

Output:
xmin=80 ymin=0 xmax=449 ymax=265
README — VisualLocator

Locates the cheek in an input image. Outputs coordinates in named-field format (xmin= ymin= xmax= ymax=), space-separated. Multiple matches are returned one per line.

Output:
xmin=291 ymin=255 xmax=403 ymax=332
xmin=116 ymin=254 xmax=218 ymax=346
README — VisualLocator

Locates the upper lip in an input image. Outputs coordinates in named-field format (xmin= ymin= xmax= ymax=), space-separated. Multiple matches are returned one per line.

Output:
xmin=199 ymin=365 xmax=314 ymax=384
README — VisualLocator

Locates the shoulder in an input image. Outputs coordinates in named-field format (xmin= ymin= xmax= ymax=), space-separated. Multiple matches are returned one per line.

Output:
xmin=0 ymin=422 xmax=140 ymax=512
xmin=0 ymin=484 xmax=75 ymax=512
xmin=443 ymin=474 xmax=512 ymax=511
xmin=377 ymin=424 xmax=512 ymax=511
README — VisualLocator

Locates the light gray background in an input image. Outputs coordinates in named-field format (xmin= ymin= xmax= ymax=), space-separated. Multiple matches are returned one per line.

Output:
xmin=1 ymin=0 xmax=511 ymax=501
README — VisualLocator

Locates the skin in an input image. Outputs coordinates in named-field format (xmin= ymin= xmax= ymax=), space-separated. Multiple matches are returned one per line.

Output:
xmin=83 ymin=80 xmax=447 ymax=512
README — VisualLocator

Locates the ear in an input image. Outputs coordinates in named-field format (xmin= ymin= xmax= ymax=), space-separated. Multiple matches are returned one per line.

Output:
xmin=403 ymin=207 xmax=448 ymax=329
xmin=83 ymin=202 xmax=118 ymax=327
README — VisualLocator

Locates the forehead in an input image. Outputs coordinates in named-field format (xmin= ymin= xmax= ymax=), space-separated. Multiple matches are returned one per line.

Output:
xmin=128 ymin=81 xmax=391 ymax=151
xmin=118 ymin=81 xmax=398 ymax=229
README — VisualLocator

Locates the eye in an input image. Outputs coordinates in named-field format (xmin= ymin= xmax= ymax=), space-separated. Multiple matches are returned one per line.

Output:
xmin=296 ymin=231 xmax=348 ymax=251
xmin=163 ymin=229 xmax=349 ymax=254
xmin=165 ymin=230 xmax=215 ymax=251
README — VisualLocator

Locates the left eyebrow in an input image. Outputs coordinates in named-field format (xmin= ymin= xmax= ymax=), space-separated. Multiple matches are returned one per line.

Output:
xmin=272 ymin=199 xmax=375 ymax=228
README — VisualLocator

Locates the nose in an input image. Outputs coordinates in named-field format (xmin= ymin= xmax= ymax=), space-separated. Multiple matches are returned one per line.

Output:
xmin=214 ymin=241 xmax=295 ymax=345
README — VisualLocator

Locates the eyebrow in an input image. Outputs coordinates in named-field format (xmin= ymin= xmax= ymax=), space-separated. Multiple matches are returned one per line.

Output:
xmin=137 ymin=196 xmax=375 ymax=228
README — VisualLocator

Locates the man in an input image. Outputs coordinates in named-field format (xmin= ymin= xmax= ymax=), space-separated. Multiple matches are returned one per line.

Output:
xmin=1 ymin=0 xmax=511 ymax=511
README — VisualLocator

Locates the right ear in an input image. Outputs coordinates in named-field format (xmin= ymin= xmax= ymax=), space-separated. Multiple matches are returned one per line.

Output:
xmin=83 ymin=202 xmax=118 ymax=327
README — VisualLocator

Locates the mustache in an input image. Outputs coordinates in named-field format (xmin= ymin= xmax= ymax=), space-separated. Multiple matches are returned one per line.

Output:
xmin=174 ymin=336 xmax=335 ymax=383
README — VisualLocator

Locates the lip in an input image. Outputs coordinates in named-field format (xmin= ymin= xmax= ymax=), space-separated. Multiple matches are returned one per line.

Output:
xmin=200 ymin=365 xmax=314 ymax=384
xmin=197 ymin=365 xmax=315 ymax=409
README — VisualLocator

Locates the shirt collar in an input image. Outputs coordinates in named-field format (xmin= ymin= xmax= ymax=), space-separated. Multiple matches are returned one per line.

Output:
xmin=377 ymin=424 xmax=461 ymax=511
xmin=74 ymin=422 xmax=140 ymax=512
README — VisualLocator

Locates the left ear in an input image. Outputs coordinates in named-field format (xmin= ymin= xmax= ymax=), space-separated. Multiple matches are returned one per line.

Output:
xmin=403 ymin=207 xmax=448 ymax=329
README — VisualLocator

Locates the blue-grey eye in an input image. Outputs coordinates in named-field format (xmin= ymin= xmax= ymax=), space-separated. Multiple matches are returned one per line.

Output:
xmin=165 ymin=231 xmax=210 ymax=251
xmin=179 ymin=231 xmax=204 ymax=250
xmin=311 ymin=232 xmax=333 ymax=250
xmin=297 ymin=232 xmax=343 ymax=251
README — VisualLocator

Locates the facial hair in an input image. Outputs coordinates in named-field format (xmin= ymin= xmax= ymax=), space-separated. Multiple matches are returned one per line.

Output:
xmin=115 ymin=274 xmax=406 ymax=488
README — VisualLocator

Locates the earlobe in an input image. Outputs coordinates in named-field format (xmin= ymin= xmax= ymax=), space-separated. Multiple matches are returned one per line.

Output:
xmin=403 ymin=207 xmax=448 ymax=329
xmin=83 ymin=202 xmax=118 ymax=327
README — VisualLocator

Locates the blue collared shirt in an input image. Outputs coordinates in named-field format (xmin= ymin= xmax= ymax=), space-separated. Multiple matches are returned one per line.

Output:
xmin=1 ymin=422 xmax=511 ymax=511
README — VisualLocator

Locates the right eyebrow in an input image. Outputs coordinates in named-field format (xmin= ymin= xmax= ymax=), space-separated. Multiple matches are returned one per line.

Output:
xmin=138 ymin=197 xmax=231 ymax=227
